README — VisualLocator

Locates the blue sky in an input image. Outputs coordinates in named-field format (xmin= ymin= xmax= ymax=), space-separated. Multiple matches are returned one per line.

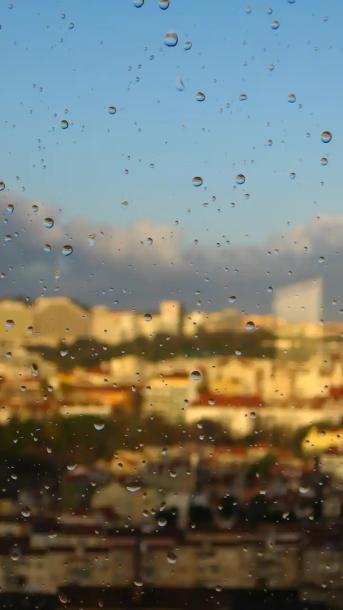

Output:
xmin=0 ymin=0 xmax=342 ymax=246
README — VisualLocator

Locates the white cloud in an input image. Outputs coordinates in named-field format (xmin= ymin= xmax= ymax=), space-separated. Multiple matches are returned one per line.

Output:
xmin=0 ymin=195 xmax=342 ymax=318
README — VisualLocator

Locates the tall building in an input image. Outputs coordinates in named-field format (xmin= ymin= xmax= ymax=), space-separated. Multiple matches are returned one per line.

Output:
xmin=273 ymin=277 xmax=323 ymax=324
xmin=159 ymin=300 xmax=183 ymax=335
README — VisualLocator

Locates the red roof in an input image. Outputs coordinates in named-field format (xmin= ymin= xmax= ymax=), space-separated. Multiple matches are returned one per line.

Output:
xmin=330 ymin=386 xmax=343 ymax=400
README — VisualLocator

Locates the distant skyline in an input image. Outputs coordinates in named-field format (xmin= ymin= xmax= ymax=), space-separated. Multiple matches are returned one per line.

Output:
xmin=0 ymin=0 xmax=342 ymax=247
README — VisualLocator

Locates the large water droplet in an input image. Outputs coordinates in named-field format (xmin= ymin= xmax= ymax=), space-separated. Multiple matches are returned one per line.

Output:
xmin=159 ymin=0 xmax=169 ymax=9
xmin=58 ymin=594 xmax=69 ymax=605
xmin=192 ymin=176 xmax=203 ymax=187
xmin=60 ymin=119 xmax=69 ymax=130
xmin=245 ymin=320 xmax=256 ymax=332
xmin=321 ymin=130 xmax=332 ymax=143
xmin=235 ymin=174 xmax=246 ymax=185
xmin=195 ymin=91 xmax=206 ymax=102
xmin=184 ymin=40 xmax=192 ymax=51
xmin=144 ymin=313 xmax=152 ymax=322
xmin=191 ymin=370 xmax=202 ymax=382
xmin=167 ymin=551 xmax=177 ymax=564
xmin=6 ymin=203 xmax=14 ymax=215
xmin=164 ymin=32 xmax=178 ymax=47
xmin=228 ymin=295 xmax=237 ymax=304
xmin=320 ymin=157 xmax=328 ymax=166
xmin=62 ymin=245 xmax=73 ymax=256
xmin=108 ymin=106 xmax=117 ymax=115
xmin=10 ymin=547 xmax=20 ymax=561
xmin=5 ymin=319 xmax=14 ymax=330
xmin=94 ymin=422 xmax=105 ymax=431
xmin=44 ymin=217 xmax=54 ymax=229
xmin=288 ymin=93 xmax=296 ymax=103
xmin=126 ymin=484 xmax=141 ymax=493
xmin=271 ymin=19 xmax=280 ymax=29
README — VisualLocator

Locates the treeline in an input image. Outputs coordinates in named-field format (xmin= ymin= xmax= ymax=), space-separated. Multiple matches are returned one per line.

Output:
xmin=0 ymin=414 xmax=330 ymax=468
xmin=28 ymin=329 xmax=276 ymax=371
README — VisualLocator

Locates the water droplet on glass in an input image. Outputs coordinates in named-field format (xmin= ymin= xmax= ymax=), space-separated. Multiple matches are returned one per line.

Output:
xmin=62 ymin=245 xmax=73 ymax=256
xmin=21 ymin=508 xmax=31 ymax=518
xmin=195 ymin=91 xmax=206 ymax=102
xmin=144 ymin=313 xmax=152 ymax=322
xmin=0 ymin=181 xmax=5 ymax=191
xmin=184 ymin=40 xmax=192 ymax=51
xmin=108 ymin=106 xmax=117 ymax=115
xmin=10 ymin=547 xmax=20 ymax=561
xmin=94 ymin=423 xmax=105 ymax=431
xmin=245 ymin=320 xmax=256 ymax=332
xmin=159 ymin=0 xmax=169 ymax=9
xmin=43 ymin=244 xmax=52 ymax=253
xmin=192 ymin=176 xmax=203 ymax=187
xmin=164 ymin=32 xmax=178 ymax=47
xmin=121 ymin=200 xmax=129 ymax=206
xmin=288 ymin=93 xmax=296 ymax=103
xmin=158 ymin=517 xmax=167 ymax=527
xmin=60 ymin=119 xmax=69 ymax=130
xmin=133 ymin=0 xmax=144 ymax=6
xmin=321 ymin=130 xmax=332 ymax=143
xmin=6 ymin=203 xmax=14 ymax=214
xmin=228 ymin=295 xmax=236 ymax=304
xmin=271 ymin=19 xmax=280 ymax=30
xmin=67 ymin=464 xmax=77 ymax=472
xmin=176 ymin=78 xmax=185 ymax=91
xmin=44 ymin=217 xmax=54 ymax=229
xmin=191 ymin=370 xmax=202 ymax=382
xmin=239 ymin=93 xmax=248 ymax=101
xmin=289 ymin=172 xmax=296 ymax=180
xmin=5 ymin=319 xmax=14 ymax=330
xmin=167 ymin=551 xmax=177 ymax=564
xmin=318 ymin=256 xmax=325 ymax=264
xmin=235 ymin=174 xmax=246 ymax=185
xmin=32 ymin=203 xmax=39 ymax=213
xmin=320 ymin=157 xmax=328 ymax=166
xmin=58 ymin=594 xmax=69 ymax=605
xmin=126 ymin=484 xmax=141 ymax=493
xmin=68 ymin=21 xmax=75 ymax=29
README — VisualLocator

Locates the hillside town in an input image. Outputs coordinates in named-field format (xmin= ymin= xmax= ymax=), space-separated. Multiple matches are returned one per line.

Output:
xmin=0 ymin=281 xmax=341 ymax=607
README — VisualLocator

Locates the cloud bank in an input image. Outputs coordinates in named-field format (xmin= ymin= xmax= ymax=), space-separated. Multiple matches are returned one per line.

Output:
xmin=0 ymin=194 xmax=342 ymax=319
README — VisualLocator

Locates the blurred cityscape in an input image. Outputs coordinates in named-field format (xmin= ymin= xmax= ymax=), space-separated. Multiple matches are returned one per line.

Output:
xmin=0 ymin=278 xmax=343 ymax=608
